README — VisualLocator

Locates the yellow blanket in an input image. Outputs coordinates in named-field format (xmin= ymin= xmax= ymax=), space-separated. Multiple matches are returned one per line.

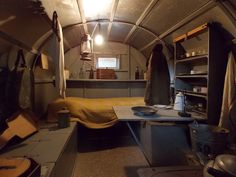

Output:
xmin=47 ymin=97 xmax=145 ymax=128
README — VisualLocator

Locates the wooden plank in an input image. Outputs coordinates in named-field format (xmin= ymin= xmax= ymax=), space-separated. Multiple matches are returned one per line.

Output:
xmin=173 ymin=23 xmax=208 ymax=43
xmin=173 ymin=34 xmax=187 ymax=43
xmin=40 ymin=53 xmax=49 ymax=70
xmin=187 ymin=23 xmax=208 ymax=37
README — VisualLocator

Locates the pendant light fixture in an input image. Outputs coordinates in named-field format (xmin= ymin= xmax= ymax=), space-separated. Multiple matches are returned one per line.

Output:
xmin=95 ymin=22 xmax=104 ymax=45
xmin=80 ymin=33 xmax=93 ymax=61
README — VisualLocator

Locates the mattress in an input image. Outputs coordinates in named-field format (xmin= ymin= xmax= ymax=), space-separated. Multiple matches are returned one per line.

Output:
xmin=47 ymin=97 xmax=145 ymax=129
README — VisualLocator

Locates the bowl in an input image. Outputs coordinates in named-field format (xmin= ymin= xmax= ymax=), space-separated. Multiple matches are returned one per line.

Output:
xmin=131 ymin=106 xmax=157 ymax=116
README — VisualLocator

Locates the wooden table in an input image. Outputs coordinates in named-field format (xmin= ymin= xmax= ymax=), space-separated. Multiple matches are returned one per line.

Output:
xmin=113 ymin=106 xmax=201 ymax=166
xmin=113 ymin=106 xmax=203 ymax=122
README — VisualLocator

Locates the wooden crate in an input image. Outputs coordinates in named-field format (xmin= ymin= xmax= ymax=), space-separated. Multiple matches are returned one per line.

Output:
xmin=96 ymin=69 xmax=116 ymax=79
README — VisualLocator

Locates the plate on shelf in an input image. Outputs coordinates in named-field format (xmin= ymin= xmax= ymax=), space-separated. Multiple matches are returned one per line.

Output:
xmin=131 ymin=106 xmax=157 ymax=116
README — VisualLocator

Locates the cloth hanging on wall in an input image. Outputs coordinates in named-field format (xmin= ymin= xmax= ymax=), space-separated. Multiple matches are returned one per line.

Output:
xmin=5 ymin=50 xmax=34 ymax=116
xmin=219 ymin=51 xmax=236 ymax=143
xmin=51 ymin=19 xmax=66 ymax=98
xmin=144 ymin=44 xmax=170 ymax=105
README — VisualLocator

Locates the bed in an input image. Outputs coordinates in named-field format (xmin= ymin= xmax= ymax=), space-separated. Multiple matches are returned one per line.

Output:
xmin=47 ymin=97 xmax=145 ymax=128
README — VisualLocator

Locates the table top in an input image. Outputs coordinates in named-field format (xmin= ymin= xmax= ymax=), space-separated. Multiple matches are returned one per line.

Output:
xmin=113 ymin=106 xmax=203 ymax=122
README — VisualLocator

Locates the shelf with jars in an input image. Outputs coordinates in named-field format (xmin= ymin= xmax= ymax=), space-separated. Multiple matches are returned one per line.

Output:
xmin=173 ymin=23 xmax=228 ymax=125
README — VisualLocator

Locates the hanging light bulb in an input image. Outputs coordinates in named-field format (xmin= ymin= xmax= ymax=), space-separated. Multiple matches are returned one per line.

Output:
xmin=95 ymin=22 xmax=104 ymax=45
xmin=95 ymin=34 xmax=104 ymax=45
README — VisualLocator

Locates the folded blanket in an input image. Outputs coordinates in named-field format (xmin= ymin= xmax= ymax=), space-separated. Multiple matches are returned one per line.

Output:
xmin=47 ymin=97 xmax=145 ymax=128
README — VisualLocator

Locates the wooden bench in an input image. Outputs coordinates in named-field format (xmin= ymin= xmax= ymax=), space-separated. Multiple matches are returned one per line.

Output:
xmin=0 ymin=122 xmax=77 ymax=177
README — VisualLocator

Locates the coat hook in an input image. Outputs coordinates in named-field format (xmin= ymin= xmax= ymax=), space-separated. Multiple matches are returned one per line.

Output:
xmin=52 ymin=11 xmax=61 ymax=42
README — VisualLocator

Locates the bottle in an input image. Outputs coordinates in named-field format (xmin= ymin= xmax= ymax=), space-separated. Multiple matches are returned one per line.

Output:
xmin=139 ymin=70 xmax=144 ymax=79
xmin=79 ymin=67 xmax=85 ymax=79
xmin=135 ymin=66 xmax=139 ymax=79
xmin=143 ymin=71 xmax=147 ymax=80
xmin=89 ymin=67 xmax=94 ymax=79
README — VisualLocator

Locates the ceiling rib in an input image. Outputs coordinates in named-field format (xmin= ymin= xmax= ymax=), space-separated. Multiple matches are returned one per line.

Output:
xmin=63 ymin=21 xmax=159 ymax=54
xmin=63 ymin=20 xmax=157 ymax=39
xmin=0 ymin=30 xmax=38 ymax=54
xmin=140 ymin=0 xmax=218 ymax=51
xmin=91 ymin=22 xmax=98 ymax=38
xmin=107 ymin=0 xmax=119 ymax=38
xmin=123 ymin=0 xmax=160 ymax=43
xmin=64 ymin=40 xmax=124 ymax=54
xmin=218 ymin=1 xmax=236 ymax=27
xmin=76 ymin=0 xmax=88 ymax=34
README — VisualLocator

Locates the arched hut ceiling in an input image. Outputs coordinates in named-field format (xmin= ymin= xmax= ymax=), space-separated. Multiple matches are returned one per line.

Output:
xmin=0 ymin=0 xmax=51 ymax=54
xmin=0 ymin=0 xmax=235 ymax=58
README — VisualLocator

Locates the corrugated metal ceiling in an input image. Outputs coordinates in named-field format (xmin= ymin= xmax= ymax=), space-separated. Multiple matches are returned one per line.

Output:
xmin=141 ymin=0 xmax=210 ymax=35
xmin=0 ymin=0 xmax=235 ymax=58
xmin=114 ymin=0 xmax=152 ymax=24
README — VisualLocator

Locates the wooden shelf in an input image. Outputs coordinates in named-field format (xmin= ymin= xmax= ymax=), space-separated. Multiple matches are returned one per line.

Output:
xmin=191 ymin=109 xmax=207 ymax=117
xmin=176 ymin=89 xmax=207 ymax=99
xmin=175 ymin=54 xmax=208 ymax=63
xmin=173 ymin=23 xmax=208 ymax=43
xmin=175 ymin=74 xmax=208 ymax=78
xmin=66 ymin=79 xmax=146 ymax=82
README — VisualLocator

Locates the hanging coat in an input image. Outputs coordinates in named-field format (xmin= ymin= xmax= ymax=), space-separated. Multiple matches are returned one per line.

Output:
xmin=144 ymin=44 xmax=170 ymax=105
xmin=219 ymin=51 xmax=236 ymax=143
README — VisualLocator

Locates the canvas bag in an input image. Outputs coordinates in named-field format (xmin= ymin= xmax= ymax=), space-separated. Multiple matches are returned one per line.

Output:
xmin=5 ymin=50 xmax=34 ymax=117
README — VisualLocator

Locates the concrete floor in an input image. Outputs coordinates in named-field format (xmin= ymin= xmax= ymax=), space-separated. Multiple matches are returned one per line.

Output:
xmin=73 ymin=122 xmax=149 ymax=177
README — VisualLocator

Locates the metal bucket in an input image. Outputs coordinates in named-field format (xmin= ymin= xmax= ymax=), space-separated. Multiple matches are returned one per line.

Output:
xmin=189 ymin=123 xmax=229 ymax=157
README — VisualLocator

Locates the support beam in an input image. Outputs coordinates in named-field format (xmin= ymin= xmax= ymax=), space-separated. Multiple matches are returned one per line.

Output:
xmin=64 ymin=20 xmax=157 ymax=39
xmin=124 ymin=0 xmax=160 ymax=43
xmin=76 ymin=0 xmax=88 ymax=34
xmin=0 ymin=30 xmax=38 ymax=54
xmin=91 ymin=22 xmax=98 ymax=38
xmin=140 ymin=0 xmax=217 ymax=51
xmin=107 ymin=0 xmax=119 ymax=39
xmin=218 ymin=1 xmax=236 ymax=27
xmin=159 ymin=0 xmax=217 ymax=39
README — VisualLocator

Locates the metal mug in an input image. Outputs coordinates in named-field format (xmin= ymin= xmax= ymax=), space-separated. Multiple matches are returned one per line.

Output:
xmin=57 ymin=108 xmax=70 ymax=128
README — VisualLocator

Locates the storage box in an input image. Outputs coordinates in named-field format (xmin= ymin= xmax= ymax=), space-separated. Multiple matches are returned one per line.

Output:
xmin=129 ymin=122 xmax=191 ymax=166
xmin=96 ymin=69 xmax=116 ymax=79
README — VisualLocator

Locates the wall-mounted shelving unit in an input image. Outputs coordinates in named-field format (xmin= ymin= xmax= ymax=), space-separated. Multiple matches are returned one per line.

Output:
xmin=66 ymin=79 xmax=146 ymax=82
xmin=173 ymin=23 xmax=228 ymax=125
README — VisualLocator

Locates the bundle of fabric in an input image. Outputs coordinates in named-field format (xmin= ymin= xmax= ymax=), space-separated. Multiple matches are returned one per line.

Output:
xmin=219 ymin=51 xmax=236 ymax=143
xmin=47 ymin=97 xmax=145 ymax=129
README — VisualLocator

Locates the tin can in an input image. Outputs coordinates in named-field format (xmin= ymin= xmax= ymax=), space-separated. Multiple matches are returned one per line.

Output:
xmin=57 ymin=108 xmax=70 ymax=128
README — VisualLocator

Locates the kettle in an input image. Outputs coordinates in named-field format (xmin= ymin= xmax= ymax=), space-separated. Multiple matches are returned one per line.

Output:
xmin=174 ymin=92 xmax=185 ymax=111
xmin=203 ymin=154 xmax=236 ymax=177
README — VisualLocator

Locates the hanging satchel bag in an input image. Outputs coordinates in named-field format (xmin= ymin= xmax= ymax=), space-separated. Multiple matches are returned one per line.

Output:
xmin=5 ymin=50 xmax=34 ymax=117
